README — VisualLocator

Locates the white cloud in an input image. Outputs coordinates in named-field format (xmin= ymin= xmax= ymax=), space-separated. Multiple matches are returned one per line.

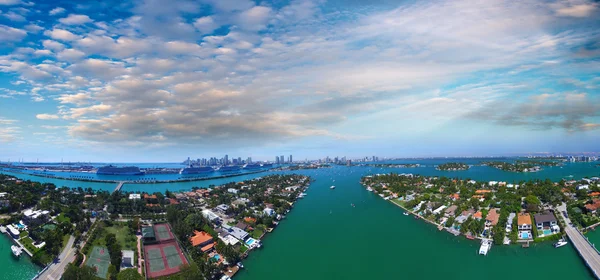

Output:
xmin=24 ymin=24 xmax=43 ymax=33
xmin=36 ymin=113 xmax=60 ymax=120
xmin=44 ymin=28 xmax=80 ymax=41
xmin=33 ymin=49 xmax=52 ymax=56
xmin=0 ymin=24 xmax=27 ymax=42
xmin=59 ymin=14 xmax=93 ymax=25
xmin=0 ymin=0 xmax=20 ymax=5
xmin=57 ymin=92 xmax=91 ymax=105
xmin=193 ymin=16 xmax=219 ymax=34
xmin=57 ymin=48 xmax=86 ymax=62
xmin=552 ymin=1 xmax=597 ymax=17
xmin=3 ymin=11 xmax=26 ymax=21
xmin=49 ymin=7 xmax=65 ymax=16
xmin=42 ymin=39 xmax=65 ymax=51
xmin=237 ymin=6 xmax=272 ymax=30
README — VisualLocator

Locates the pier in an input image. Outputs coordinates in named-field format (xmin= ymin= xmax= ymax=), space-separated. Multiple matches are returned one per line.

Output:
xmin=113 ymin=181 xmax=126 ymax=193
xmin=558 ymin=204 xmax=600 ymax=279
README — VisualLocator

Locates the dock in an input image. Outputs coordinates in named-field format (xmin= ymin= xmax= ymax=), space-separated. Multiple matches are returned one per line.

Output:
xmin=113 ymin=181 xmax=126 ymax=193
xmin=559 ymin=204 xmax=600 ymax=279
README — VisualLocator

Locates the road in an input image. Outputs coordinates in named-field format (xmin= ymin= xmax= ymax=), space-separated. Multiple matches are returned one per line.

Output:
xmin=558 ymin=204 xmax=600 ymax=279
xmin=36 ymin=235 xmax=76 ymax=280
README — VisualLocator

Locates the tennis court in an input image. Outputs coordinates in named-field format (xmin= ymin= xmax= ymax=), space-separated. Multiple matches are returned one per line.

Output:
xmin=86 ymin=246 xmax=110 ymax=279
xmin=154 ymin=224 xmax=174 ymax=242
xmin=163 ymin=245 xmax=184 ymax=268
xmin=144 ymin=241 xmax=188 ymax=278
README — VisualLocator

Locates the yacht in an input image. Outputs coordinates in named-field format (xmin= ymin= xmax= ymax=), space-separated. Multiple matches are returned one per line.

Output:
xmin=11 ymin=245 xmax=22 ymax=258
xmin=237 ymin=262 xmax=244 ymax=268
xmin=479 ymin=239 xmax=492 ymax=255
xmin=330 ymin=185 xmax=336 ymax=189
xmin=554 ymin=239 xmax=568 ymax=248
xmin=367 ymin=187 xmax=373 ymax=192
xmin=403 ymin=212 xmax=409 ymax=216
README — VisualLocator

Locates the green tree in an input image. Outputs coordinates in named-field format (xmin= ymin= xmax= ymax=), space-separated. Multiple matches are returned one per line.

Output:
xmin=62 ymin=263 xmax=97 ymax=280
xmin=116 ymin=268 xmax=142 ymax=280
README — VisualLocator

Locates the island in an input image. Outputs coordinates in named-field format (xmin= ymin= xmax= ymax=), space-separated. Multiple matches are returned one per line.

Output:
xmin=273 ymin=164 xmax=331 ymax=171
xmin=436 ymin=162 xmax=470 ymax=171
xmin=0 ymin=173 xmax=310 ymax=280
xmin=360 ymin=173 xmax=600 ymax=252
xmin=481 ymin=161 xmax=542 ymax=172
xmin=360 ymin=163 xmax=420 ymax=168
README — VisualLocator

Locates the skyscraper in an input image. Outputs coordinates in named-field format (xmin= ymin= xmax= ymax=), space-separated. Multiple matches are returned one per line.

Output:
xmin=275 ymin=156 xmax=280 ymax=164
xmin=280 ymin=155 xmax=284 ymax=164
xmin=289 ymin=155 xmax=293 ymax=163
xmin=224 ymin=154 xmax=229 ymax=165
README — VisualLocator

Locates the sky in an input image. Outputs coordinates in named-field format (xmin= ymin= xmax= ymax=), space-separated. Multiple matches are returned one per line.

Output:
xmin=0 ymin=0 xmax=599 ymax=162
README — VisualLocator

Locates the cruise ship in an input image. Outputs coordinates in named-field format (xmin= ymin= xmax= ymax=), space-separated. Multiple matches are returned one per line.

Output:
xmin=261 ymin=163 xmax=273 ymax=168
xmin=218 ymin=165 xmax=241 ymax=172
xmin=96 ymin=165 xmax=144 ymax=175
xmin=180 ymin=166 xmax=215 ymax=175
xmin=243 ymin=163 xmax=263 ymax=170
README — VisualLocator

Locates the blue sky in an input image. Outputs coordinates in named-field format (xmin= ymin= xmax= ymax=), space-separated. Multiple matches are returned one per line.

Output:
xmin=0 ymin=0 xmax=599 ymax=162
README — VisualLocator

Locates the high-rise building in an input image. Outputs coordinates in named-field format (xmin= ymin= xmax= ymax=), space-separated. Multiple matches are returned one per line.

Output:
xmin=280 ymin=155 xmax=284 ymax=164
xmin=247 ymin=157 xmax=252 ymax=164
xmin=289 ymin=155 xmax=293 ymax=163
xmin=275 ymin=156 xmax=280 ymax=164
xmin=224 ymin=155 xmax=229 ymax=165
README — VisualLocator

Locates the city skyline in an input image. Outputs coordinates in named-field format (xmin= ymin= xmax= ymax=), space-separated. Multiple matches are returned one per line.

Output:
xmin=0 ymin=0 xmax=599 ymax=162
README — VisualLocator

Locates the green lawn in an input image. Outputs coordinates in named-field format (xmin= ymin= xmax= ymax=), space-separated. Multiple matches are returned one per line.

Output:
xmin=93 ymin=223 xmax=137 ymax=251
xmin=19 ymin=231 xmax=28 ymax=238
xmin=62 ymin=234 xmax=70 ymax=249
xmin=20 ymin=237 xmax=40 ymax=254
xmin=250 ymin=229 xmax=264 ymax=239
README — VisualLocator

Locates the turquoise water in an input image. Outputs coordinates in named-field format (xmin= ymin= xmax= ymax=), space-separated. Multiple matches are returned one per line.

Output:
xmin=0 ymin=235 xmax=40 ymax=280
xmin=1 ymin=160 xmax=599 ymax=280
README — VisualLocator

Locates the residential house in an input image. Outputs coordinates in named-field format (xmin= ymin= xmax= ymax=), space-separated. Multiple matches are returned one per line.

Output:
xmin=473 ymin=211 xmax=483 ymax=220
xmin=215 ymin=204 xmax=229 ymax=213
xmin=235 ymin=221 xmax=249 ymax=231
xmin=517 ymin=212 xmax=532 ymax=239
xmin=456 ymin=209 xmax=475 ymax=224
xmin=263 ymin=207 xmax=275 ymax=216
xmin=227 ymin=188 xmax=239 ymax=194
xmin=201 ymin=209 xmax=222 ymax=224
xmin=506 ymin=213 xmax=516 ymax=232
xmin=534 ymin=212 xmax=559 ymax=235
xmin=222 ymin=225 xmax=249 ymax=241
xmin=433 ymin=205 xmax=447 ymax=215
xmin=585 ymin=199 xmax=600 ymax=214
xmin=578 ymin=185 xmax=590 ymax=190
xmin=486 ymin=208 xmax=500 ymax=226
xmin=445 ymin=205 xmax=458 ymax=217
xmin=190 ymin=231 xmax=215 ymax=253
xmin=449 ymin=193 xmax=460 ymax=201
xmin=129 ymin=193 xmax=141 ymax=200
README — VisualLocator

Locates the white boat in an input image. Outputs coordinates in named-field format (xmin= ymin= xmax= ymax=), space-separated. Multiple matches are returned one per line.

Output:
xmin=479 ymin=239 xmax=492 ymax=255
xmin=330 ymin=185 xmax=335 ymax=189
xmin=367 ymin=187 xmax=373 ymax=192
xmin=11 ymin=245 xmax=22 ymax=258
xmin=237 ymin=262 xmax=244 ymax=268
xmin=554 ymin=239 xmax=568 ymax=248
xmin=403 ymin=212 xmax=409 ymax=216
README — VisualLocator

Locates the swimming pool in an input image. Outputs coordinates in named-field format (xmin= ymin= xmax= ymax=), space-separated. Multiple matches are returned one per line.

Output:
xmin=246 ymin=238 xmax=256 ymax=246
xmin=520 ymin=232 xmax=530 ymax=239
xmin=543 ymin=229 xmax=552 ymax=235
xmin=16 ymin=223 xmax=25 ymax=229
xmin=212 ymin=254 xmax=220 ymax=261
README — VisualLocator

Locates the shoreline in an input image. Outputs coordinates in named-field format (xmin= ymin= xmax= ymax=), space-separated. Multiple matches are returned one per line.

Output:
xmin=0 ymin=169 xmax=270 ymax=185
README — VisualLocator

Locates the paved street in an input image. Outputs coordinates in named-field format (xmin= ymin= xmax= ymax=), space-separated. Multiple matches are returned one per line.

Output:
xmin=558 ymin=204 xmax=600 ymax=279
xmin=36 ymin=235 xmax=76 ymax=280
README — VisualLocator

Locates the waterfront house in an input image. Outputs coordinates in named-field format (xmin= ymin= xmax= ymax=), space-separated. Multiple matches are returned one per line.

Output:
xmin=263 ymin=207 xmax=275 ymax=216
xmin=223 ymin=225 xmax=249 ymax=241
xmin=23 ymin=209 xmax=49 ymax=223
xmin=433 ymin=205 xmax=447 ymax=215
xmin=578 ymin=185 xmax=590 ymax=190
xmin=190 ymin=231 xmax=215 ymax=253
xmin=534 ymin=212 xmax=559 ymax=236
xmin=445 ymin=205 xmax=458 ymax=217
xmin=235 ymin=221 xmax=249 ymax=231
xmin=517 ymin=212 xmax=532 ymax=239
xmin=456 ymin=209 xmax=475 ymax=224
xmin=585 ymin=199 xmax=600 ymax=214
xmin=121 ymin=250 xmax=135 ymax=269
xmin=143 ymin=194 xmax=157 ymax=200
xmin=486 ymin=209 xmax=500 ymax=226
xmin=475 ymin=189 xmax=492 ymax=194
xmin=506 ymin=213 xmax=516 ymax=232
xmin=129 ymin=193 xmax=141 ymax=200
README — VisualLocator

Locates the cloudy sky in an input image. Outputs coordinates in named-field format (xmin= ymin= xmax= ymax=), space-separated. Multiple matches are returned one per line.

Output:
xmin=0 ymin=0 xmax=599 ymax=162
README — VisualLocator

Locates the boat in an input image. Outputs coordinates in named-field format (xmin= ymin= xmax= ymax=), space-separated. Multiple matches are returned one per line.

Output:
xmin=243 ymin=163 xmax=263 ymax=170
xmin=96 ymin=165 xmax=144 ymax=175
xmin=403 ymin=212 xmax=409 ymax=216
xmin=554 ymin=239 xmax=568 ymax=248
xmin=237 ymin=262 xmax=244 ymax=268
xmin=479 ymin=239 xmax=492 ymax=255
xmin=366 ymin=187 xmax=373 ymax=192
xmin=218 ymin=165 xmax=241 ymax=172
xmin=330 ymin=185 xmax=335 ymax=189
xmin=11 ymin=245 xmax=22 ymax=258
xmin=180 ymin=166 xmax=214 ymax=175
xmin=351 ymin=203 xmax=355 ymax=207
xmin=466 ymin=234 xmax=475 ymax=240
